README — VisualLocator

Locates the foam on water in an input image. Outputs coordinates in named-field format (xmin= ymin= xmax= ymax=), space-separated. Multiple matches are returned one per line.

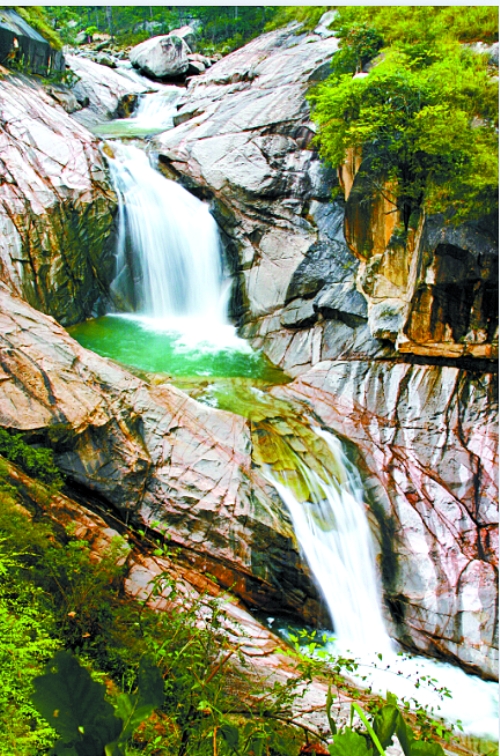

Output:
xmin=267 ymin=427 xmax=498 ymax=740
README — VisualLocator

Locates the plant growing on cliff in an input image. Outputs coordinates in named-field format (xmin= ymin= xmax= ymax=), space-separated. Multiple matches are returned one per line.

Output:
xmin=308 ymin=8 xmax=499 ymax=225
xmin=0 ymin=429 xmax=63 ymax=489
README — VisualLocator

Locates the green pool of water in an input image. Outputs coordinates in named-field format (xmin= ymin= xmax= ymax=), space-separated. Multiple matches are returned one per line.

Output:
xmin=69 ymin=315 xmax=288 ymax=384
xmin=92 ymin=121 xmax=169 ymax=139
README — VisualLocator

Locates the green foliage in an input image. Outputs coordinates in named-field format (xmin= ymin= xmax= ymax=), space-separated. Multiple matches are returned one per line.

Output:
xmin=0 ymin=542 xmax=60 ymax=754
xmin=326 ymin=695 xmax=448 ymax=756
xmin=32 ymin=651 xmax=163 ymax=756
xmin=44 ymin=6 xmax=278 ymax=56
xmin=265 ymin=6 xmax=333 ymax=32
xmin=11 ymin=6 xmax=63 ymax=50
xmin=309 ymin=7 xmax=499 ymax=225
xmin=0 ymin=429 xmax=63 ymax=488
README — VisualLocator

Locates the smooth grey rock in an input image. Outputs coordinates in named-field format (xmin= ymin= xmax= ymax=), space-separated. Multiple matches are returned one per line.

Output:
xmin=286 ymin=240 xmax=358 ymax=302
xmin=281 ymin=299 xmax=317 ymax=329
xmin=368 ymin=299 xmax=406 ymax=342
xmin=170 ymin=24 xmax=198 ymax=52
xmin=315 ymin=282 xmax=368 ymax=325
xmin=130 ymin=34 xmax=190 ymax=80
xmin=67 ymin=54 xmax=148 ymax=126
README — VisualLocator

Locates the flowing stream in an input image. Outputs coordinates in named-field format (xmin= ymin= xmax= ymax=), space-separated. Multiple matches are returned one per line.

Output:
xmin=69 ymin=107 xmax=498 ymax=743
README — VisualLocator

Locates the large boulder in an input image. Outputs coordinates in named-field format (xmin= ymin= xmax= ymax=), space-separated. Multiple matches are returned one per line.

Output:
xmin=66 ymin=54 xmax=151 ymax=127
xmin=130 ymin=33 xmax=191 ymax=80
xmin=0 ymin=73 xmax=117 ymax=325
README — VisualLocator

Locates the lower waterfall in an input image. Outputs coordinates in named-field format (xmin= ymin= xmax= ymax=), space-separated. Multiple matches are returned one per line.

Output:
xmin=267 ymin=427 xmax=392 ymax=655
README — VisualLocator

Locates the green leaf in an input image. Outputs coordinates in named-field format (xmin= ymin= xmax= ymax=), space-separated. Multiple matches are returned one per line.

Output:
xmin=329 ymin=728 xmax=373 ymax=756
xmin=51 ymin=745 xmax=79 ymax=756
xmin=136 ymin=657 xmax=164 ymax=709
xmin=326 ymin=684 xmax=338 ymax=735
xmin=410 ymin=741 xmax=446 ymax=756
xmin=32 ymin=651 xmax=122 ymax=749
xmin=114 ymin=694 xmax=155 ymax=742
xmin=220 ymin=723 xmax=240 ymax=751
xmin=372 ymin=704 xmax=399 ymax=748
xmin=395 ymin=712 xmax=415 ymax=756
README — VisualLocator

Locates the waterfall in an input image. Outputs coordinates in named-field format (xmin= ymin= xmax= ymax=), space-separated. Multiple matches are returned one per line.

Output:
xmin=131 ymin=89 xmax=181 ymax=131
xmin=107 ymin=142 xmax=229 ymax=332
xmin=267 ymin=426 xmax=392 ymax=655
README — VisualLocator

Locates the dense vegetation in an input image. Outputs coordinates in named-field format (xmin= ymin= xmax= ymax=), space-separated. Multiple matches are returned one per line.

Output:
xmin=302 ymin=6 xmax=499 ymax=226
xmin=44 ymin=6 xmax=278 ymax=55
xmin=0 ymin=437 xmax=479 ymax=755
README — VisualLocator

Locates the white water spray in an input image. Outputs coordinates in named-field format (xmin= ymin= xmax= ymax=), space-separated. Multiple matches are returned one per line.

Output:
xmin=268 ymin=427 xmax=392 ymax=655
xmin=107 ymin=143 xmax=236 ymax=348
xmin=131 ymin=89 xmax=181 ymax=131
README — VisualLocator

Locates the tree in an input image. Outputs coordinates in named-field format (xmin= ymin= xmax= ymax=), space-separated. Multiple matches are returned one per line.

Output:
xmin=309 ymin=27 xmax=498 ymax=225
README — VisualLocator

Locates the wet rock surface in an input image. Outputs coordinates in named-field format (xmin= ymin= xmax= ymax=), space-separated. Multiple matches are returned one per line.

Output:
xmin=0 ymin=73 xmax=116 ymax=325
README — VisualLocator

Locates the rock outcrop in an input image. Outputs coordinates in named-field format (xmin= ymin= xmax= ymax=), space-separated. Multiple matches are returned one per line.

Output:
xmin=0 ymin=73 xmax=116 ymax=325
xmin=153 ymin=21 xmax=498 ymax=678
xmin=340 ymin=154 xmax=498 ymax=361
xmin=0 ymin=16 xmax=496 ymax=682
xmin=0 ymin=285 xmax=327 ymax=626
xmin=66 ymin=53 xmax=151 ymax=127
xmin=130 ymin=32 xmax=191 ymax=81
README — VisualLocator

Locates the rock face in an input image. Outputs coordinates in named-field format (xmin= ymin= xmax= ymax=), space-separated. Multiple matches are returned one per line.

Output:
xmin=130 ymin=33 xmax=191 ymax=80
xmin=274 ymin=363 xmax=498 ymax=678
xmin=154 ymin=24 xmax=394 ymax=377
xmin=154 ymin=21 xmax=498 ymax=678
xmin=0 ymin=73 xmax=117 ymax=325
xmin=0 ymin=285 xmax=327 ymax=626
xmin=66 ymin=54 xmax=151 ymax=128
xmin=340 ymin=154 xmax=499 ymax=361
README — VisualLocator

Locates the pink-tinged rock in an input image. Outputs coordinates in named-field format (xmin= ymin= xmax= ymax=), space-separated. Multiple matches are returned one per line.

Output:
xmin=0 ymin=73 xmax=116 ymax=325
xmin=0 ymin=286 xmax=326 ymax=624
xmin=274 ymin=361 xmax=498 ymax=679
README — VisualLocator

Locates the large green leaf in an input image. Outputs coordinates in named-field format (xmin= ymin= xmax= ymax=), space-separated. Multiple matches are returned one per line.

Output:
xmin=372 ymin=704 xmax=399 ymax=748
xmin=114 ymin=658 xmax=164 ymax=742
xmin=329 ymin=728 xmax=374 ymax=756
xmin=220 ymin=723 xmax=240 ymax=751
xmin=410 ymin=741 xmax=446 ymax=756
xmin=136 ymin=657 xmax=164 ymax=708
xmin=32 ymin=651 xmax=122 ymax=751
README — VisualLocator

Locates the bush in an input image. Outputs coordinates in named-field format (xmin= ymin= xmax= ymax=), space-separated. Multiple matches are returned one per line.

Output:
xmin=309 ymin=8 xmax=498 ymax=225
xmin=0 ymin=428 xmax=63 ymax=488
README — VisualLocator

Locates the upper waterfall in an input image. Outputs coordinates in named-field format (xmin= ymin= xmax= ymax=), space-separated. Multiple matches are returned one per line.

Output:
xmin=107 ymin=142 xmax=229 ymax=331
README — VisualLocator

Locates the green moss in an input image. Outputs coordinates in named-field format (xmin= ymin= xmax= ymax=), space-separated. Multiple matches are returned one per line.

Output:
xmin=11 ymin=6 xmax=63 ymax=50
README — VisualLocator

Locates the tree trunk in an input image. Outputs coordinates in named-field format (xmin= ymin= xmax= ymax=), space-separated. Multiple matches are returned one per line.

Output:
xmin=105 ymin=6 xmax=114 ymax=40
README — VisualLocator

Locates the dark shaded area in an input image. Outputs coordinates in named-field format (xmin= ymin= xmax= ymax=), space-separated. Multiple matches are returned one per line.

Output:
xmin=0 ymin=8 xmax=64 ymax=75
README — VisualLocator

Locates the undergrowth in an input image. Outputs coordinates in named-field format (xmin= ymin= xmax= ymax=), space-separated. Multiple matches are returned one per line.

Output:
xmin=0 ymin=448 xmax=492 ymax=755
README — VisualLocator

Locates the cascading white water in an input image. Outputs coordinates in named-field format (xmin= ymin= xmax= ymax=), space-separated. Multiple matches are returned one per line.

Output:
xmin=131 ymin=89 xmax=181 ymax=131
xmin=267 ymin=427 xmax=498 ymax=739
xmin=107 ymin=142 xmax=229 ymax=329
xmin=267 ymin=427 xmax=392 ymax=655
